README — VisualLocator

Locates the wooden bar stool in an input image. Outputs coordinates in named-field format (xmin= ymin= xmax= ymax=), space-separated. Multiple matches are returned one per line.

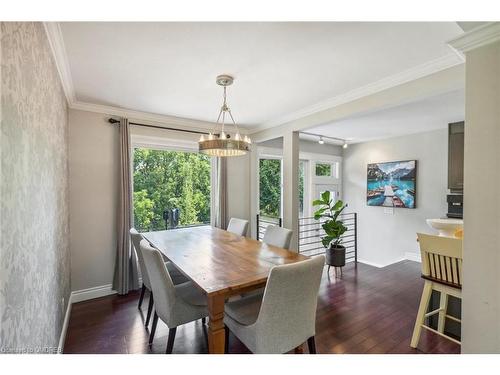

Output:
xmin=411 ymin=233 xmax=463 ymax=348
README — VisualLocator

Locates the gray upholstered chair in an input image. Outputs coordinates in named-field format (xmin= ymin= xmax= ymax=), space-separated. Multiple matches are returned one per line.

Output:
xmin=130 ymin=228 xmax=190 ymax=327
xmin=262 ymin=225 xmax=293 ymax=249
xmin=227 ymin=217 xmax=249 ymax=236
xmin=139 ymin=239 xmax=209 ymax=353
xmin=224 ymin=255 xmax=325 ymax=354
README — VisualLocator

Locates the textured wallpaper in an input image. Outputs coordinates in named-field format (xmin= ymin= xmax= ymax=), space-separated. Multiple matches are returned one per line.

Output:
xmin=0 ymin=22 xmax=70 ymax=353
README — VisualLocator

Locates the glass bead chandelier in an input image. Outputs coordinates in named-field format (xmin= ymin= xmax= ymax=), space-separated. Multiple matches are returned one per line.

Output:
xmin=198 ymin=75 xmax=251 ymax=157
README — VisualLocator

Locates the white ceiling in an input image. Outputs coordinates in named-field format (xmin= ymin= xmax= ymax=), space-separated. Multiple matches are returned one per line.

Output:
xmin=59 ymin=22 xmax=463 ymax=128
xmin=303 ymin=89 xmax=464 ymax=144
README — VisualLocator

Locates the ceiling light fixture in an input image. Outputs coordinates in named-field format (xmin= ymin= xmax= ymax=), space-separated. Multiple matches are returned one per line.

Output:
xmin=199 ymin=75 xmax=251 ymax=157
xmin=300 ymin=131 xmax=351 ymax=148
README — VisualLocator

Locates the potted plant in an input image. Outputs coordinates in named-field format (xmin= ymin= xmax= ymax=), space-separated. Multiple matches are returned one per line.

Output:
xmin=313 ymin=191 xmax=348 ymax=273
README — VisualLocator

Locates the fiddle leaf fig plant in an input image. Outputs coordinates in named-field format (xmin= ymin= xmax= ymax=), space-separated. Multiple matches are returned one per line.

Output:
xmin=312 ymin=191 xmax=348 ymax=248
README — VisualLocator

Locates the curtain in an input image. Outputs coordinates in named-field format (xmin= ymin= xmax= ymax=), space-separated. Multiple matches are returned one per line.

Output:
xmin=214 ymin=156 xmax=228 ymax=229
xmin=112 ymin=118 xmax=140 ymax=294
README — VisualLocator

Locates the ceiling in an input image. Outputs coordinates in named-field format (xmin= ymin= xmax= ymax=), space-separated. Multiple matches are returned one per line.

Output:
xmin=302 ymin=89 xmax=464 ymax=144
xmin=59 ymin=22 xmax=463 ymax=128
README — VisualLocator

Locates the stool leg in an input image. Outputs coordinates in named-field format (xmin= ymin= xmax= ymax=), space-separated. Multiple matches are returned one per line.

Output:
xmin=438 ymin=292 xmax=449 ymax=334
xmin=410 ymin=282 xmax=433 ymax=348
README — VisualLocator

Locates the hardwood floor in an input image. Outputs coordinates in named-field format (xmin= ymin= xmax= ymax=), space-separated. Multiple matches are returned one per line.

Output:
xmin=64 ymin=260 xmax=460 ymax=354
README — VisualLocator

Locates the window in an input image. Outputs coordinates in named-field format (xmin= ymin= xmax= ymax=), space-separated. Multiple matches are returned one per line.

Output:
xmin=133 ymin=148 xmax=211 ymax=232
xmin=315 ymin=163 xmax=332 ymax=177
xmin=299 ymin=160 xmax=305 ymax=217
xmin=259 ymin=158 xmax=281 ymax=218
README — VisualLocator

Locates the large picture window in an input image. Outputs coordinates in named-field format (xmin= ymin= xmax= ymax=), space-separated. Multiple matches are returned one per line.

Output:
xmin=133 ymin=148 xmax=211 ymax=232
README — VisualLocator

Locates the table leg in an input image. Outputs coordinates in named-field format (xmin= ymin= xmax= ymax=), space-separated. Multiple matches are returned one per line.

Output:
xmin=207 ymin=294 xmax=225 ymax=354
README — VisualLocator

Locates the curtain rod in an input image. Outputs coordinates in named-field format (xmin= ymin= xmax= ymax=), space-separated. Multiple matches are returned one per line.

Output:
xmin=108 ymin=118 xmax=213 ymax=136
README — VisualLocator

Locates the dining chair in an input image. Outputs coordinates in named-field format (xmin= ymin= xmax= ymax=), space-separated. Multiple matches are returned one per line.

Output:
xmin=411 ymin=233 xmax=462 ymax=348
xmin=130 ymin=228 xmax=190 ymax=327
xmin=262 ymin=225 xmax=293 ymax=249
xmin=227 ymin=218 xmax=249 ymax=236
xmin=224 ymin=255 xmax=325 ymax=354
xmin=139 ymin=239 xmax=209 ymax=353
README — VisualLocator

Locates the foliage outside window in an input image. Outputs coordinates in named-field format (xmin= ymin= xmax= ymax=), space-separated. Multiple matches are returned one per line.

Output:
xmin=259 ymin=158 xmax=281 ymax=218
xmin=315 ymin=163 xmax=332 ymax=177
xmin=133 ymin=148 xmax=211 ymax=232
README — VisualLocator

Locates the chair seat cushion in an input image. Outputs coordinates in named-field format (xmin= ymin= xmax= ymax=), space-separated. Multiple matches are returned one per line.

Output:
xmin=175 ymin=282 xmax=207 ymax=306
xmin=225 ymin=293 xmax=263 ymax=326
xmin=165 ymin=261 xmax=190 ymax=285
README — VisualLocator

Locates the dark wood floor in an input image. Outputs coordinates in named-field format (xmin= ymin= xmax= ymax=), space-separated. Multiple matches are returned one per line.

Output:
xmin=64 ymin=260 xmax=460 ymax=354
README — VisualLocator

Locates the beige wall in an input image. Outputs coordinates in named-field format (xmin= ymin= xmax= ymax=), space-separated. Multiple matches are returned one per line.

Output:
xmin=68 ymin=108 xmax=250 ymax=292
xmin=462 ymin=40 xmax=500 ymax=353
xmin=343 ymin=129 xmax=449 ymax=267
xmin=1 ymin=22 xmax=70 ymax=350
xmin=68 ymin=109 xmax=119 ymax=291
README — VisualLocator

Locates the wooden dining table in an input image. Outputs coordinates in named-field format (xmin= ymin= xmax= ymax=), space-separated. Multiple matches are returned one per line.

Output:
xmin=142 ymin=225 xmax=308 ymax=354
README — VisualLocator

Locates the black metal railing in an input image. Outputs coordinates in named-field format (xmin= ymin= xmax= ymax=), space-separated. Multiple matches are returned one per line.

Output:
xmin=136 ymin=207 xmax=210 ymax=233
xmin=298 ymin=212 xmax=357 ymax=264
xmin=256 ymin=214 xmax=282 ymax=240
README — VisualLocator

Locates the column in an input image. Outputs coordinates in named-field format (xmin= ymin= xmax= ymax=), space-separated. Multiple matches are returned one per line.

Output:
xmin=451 ymin=24 xmax=500 ymax=353
xmin=282 ymin=131 xmax=300 ymax=251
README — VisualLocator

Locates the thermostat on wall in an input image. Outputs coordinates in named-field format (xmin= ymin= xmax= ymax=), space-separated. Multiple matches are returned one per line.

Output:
xmin=383 ymin=207 xmax=394 ymax=215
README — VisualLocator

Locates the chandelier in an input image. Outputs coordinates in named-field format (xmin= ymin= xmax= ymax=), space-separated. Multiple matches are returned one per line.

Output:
xmin=199 ymin=75 xmax=251 ymax=157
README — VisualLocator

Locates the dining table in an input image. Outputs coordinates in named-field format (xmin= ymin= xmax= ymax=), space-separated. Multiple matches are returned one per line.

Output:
xmin=142 ymin=225 xmax=308 ymax=354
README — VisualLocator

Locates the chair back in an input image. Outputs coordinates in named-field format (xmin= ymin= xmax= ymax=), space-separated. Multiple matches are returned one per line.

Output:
xmin=139 ymin=239 xmax=176 ymax=324
xmin=227 ymin=218 xmax=249 ymax=236
xmin=130 ymin=228 xmax=150 ymax=289
xmin=255 ymin=255 xmax=325 ymax=353
xmin=262 ymin=225 xmax=293 ymax=249
xmin=417 ymin=233 xmax=463 ymax=288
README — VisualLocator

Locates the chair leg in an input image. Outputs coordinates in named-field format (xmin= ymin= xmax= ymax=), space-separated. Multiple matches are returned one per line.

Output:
xmin=138 ymin=284 xmax=146 ymax=309
xmin=149 ymin=312 xmax=158 ymax=345
xmin=166 ymin=327 xmax=177 ymax=354
xmin=145 ymin=292 xmax=154 ymax=327
xmin=224 ymin=326 xmax=229 ymax=354
xmin=307 ymin=336 xmax=317 ymax=354
xmin=202 ymin=317 xmax=206 ymax=325
xmin=438 ymin=292 xmax=449 ymax=334
xmin=410 ymin=282 xmax=433 ymax=348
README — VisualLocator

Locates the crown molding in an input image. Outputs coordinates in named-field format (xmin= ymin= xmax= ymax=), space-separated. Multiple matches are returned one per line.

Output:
xmin=43 ymin=22 xmax=76 ymax=104
xmin=70 ymin=100 xmax=239 ymax=133
xmin=448 ymin=22 xmax=500 ymax=55
xmin=249 ymin=53 xmax=464 ymax=134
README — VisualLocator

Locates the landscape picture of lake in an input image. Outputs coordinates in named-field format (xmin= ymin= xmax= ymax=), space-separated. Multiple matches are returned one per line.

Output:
xmin=367 ymin=160 xmax=416 ymax=208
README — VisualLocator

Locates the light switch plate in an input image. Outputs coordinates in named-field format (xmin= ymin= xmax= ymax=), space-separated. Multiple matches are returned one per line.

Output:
xmin=383 ymin=207 xmax=394 ymax=215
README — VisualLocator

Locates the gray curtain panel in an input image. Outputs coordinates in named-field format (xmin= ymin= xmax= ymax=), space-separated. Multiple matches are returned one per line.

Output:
xmin=112 ymin=118 xmax=140 ymax=294
xmin=214 ymin=156 xmax=228 ymax=229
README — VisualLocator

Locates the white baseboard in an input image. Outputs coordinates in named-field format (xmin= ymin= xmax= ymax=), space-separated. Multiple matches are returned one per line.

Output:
xmin=358 ymin=257 xmax=405 ymax=268
xmin=71 ymin=284 xmax=117 ymax=304
xmin=57 ymin=293 xmax=73 ymax=353
xmin=405 ymin=252 xmax=421 ymax=263
xmin=57 ymin=281 xmax=135 ymax=353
